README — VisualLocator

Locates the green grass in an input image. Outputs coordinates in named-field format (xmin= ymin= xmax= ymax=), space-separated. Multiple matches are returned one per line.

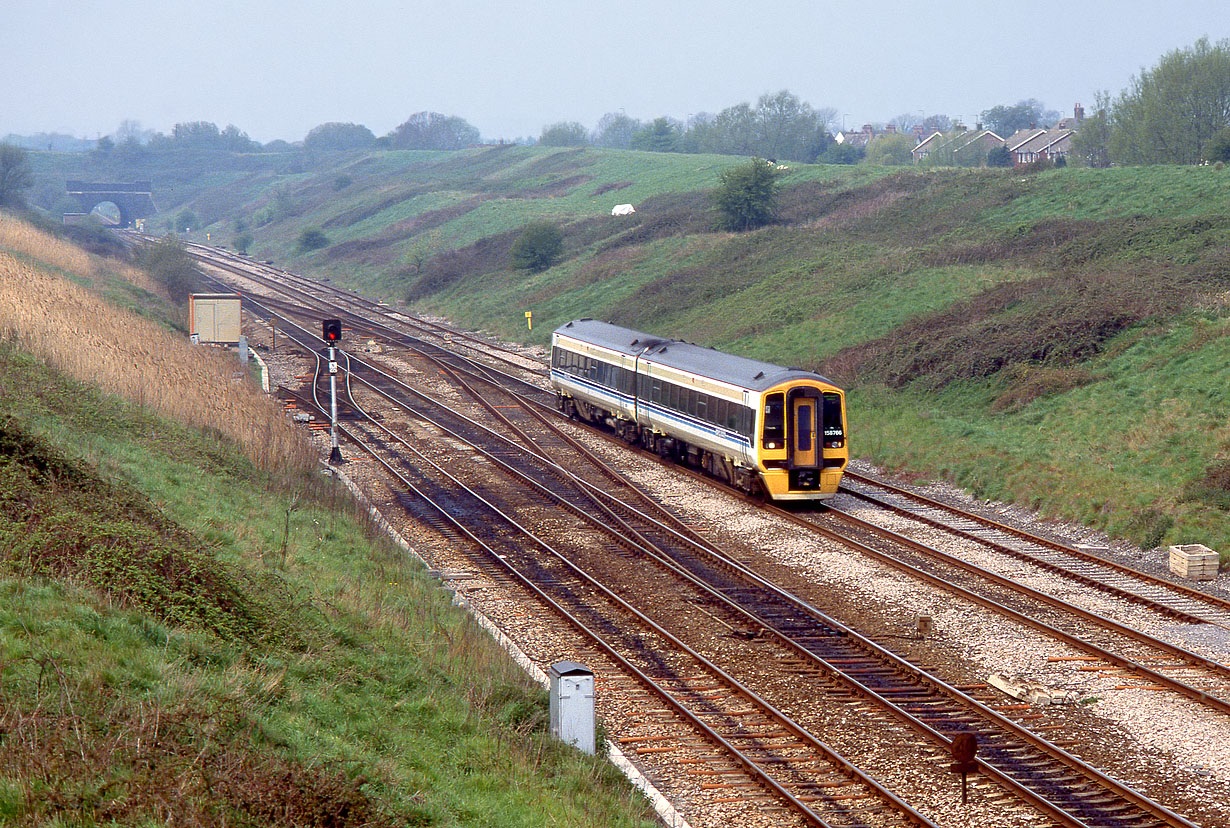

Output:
xmin=851 ymin=314 xmax=1230 ymax=552
xmin=0 ymin=343 xmax=660 ymax=827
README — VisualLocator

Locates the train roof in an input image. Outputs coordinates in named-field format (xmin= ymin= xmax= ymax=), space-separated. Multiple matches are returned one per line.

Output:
xmin=553 ymin=319 xmax=840 ymax=393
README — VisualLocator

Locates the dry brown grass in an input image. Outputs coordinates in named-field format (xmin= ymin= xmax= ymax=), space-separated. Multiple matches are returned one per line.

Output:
xmin=0 ymin=227 xmax=312 ymax=474
xmin=0 ymin=214 xmax=96 ymax=277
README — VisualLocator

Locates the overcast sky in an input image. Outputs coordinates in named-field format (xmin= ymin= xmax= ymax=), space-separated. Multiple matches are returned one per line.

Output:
xmin=4 ymin=1 xmax=1228 ymax=143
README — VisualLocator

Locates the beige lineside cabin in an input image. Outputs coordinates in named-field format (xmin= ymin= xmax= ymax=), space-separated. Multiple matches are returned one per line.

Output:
xmin=188 ymin=293 xmax=242 ymax=344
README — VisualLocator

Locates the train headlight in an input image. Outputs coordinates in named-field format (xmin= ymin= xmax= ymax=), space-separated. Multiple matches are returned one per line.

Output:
xmin=766 ymin=441 xmax=778 ymax=449
xmin=824 ymin=440 xmax=844 ymax=449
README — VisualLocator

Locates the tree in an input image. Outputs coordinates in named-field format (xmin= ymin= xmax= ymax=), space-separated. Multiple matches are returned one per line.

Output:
xmin=702 ymin=102 xmax=757 ymax=155
xmin=593 ymin=112 xmax=642 ymax=149
xmin=303 ymin=122 xmax=376 ymax=152
xmin=712 ymin=159 xmax=779 ymax=231
xmin=510 ymin=222 xmax=564 ymax=271
xmin=630 ymin=117 xmax=681 ymax=152
xmin=539 ymin=122 xmax=588 ymax=147
xmin=1203 ymin=126 xmax=1230 ymax=163
xmin=980 ymin=99 xmax=1054 ymax=136
xmin=754 ymin=90 xmax=834 ymax=162
xmin=220 ymin=124 xmax=258 ymax=152
xmin=171 ymin=121 xmax=222 ymax=147
xmin=1070 ymin=91 xmax=1113 ymax=167
xmin=233 ymin=231 xmax=254 ymax=254
xmin=0 ymin=143 xmax=34 ymax=207
xmin=1107 ymin=37 xmax=1230 ymax=165
xmin=388 ymin=112 xmax=480 ymax=150
xmin=863 ymin=134 xmax=914 ymax=166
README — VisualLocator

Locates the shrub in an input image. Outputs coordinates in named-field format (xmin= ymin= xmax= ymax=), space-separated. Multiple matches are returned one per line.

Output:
xmin=297 ymin=227 xmax=329 ymax=252
xmin=712 ymin=158 xmax=780 ymax=231
xmin=233 ymin=231 xmax=253 ymax=254
xmin=510 ymin=221 xmax=564 ymax=271
xmin=987 ymin=146 xmax=1013 ymax=167
xmin=1181 ymin=460 xmax=1230 ymax=510
xmin=138 ymin=234 xmax=200 ymax=302
xmin=1124 ymin=508 xmax=1174 ymax=550
xmin=174 ymin=210 xmax=198 ymax=233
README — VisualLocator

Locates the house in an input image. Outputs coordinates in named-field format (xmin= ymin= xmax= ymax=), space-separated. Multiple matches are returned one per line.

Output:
xmin=835 ymin=124 xmax=878 ymax=148
xmin=1004 ymin=105 xmax=1085 ymax=165
xmin=912 ymin=128 xmax=1003 ymax=164
xmin=911 ymin=131 xmax=947 ymax=163
xmin=1010 ymin=129 xmax=1076 ymax=165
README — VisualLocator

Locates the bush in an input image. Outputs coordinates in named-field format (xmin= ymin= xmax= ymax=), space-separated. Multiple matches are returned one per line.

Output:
xmin=987 ymin=146 xmax=1013 ymax=167
xmin=712 ymin=159 xmax=780 ymax=231
xmin=297 ymin=228 xmax=329 ymax=252
xmin=233 ymin=231 xmax=253 ymax=254
xmin=174 ymin=210 xmax=198 ymax=233
xmin=138 ymin=234 xmax=200 ymax=302
xmin=510 ymin=222 xmax=564 ymax=271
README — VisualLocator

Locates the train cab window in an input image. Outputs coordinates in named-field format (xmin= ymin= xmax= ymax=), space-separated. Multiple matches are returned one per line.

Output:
xmin=823 ymin=392 xmax=845 ymax=448
xmin=796 ymin=404 xmax=813 ymax=452
xmin=763 ymin=393 xmax=785 ymax=446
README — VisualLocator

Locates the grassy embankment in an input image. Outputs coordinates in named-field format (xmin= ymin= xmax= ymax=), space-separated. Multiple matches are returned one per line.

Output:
xmin=0 ymin=214 xmax=659 ymax=826
xmin=30 ymin=146 xmax=1230 ymax=556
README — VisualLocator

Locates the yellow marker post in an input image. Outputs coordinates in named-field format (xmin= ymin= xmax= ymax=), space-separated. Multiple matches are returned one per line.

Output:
xmin=525 ymin=311 xmax=532 ymax=330
xmin=206 ymin=232 xmax=211 ymax=241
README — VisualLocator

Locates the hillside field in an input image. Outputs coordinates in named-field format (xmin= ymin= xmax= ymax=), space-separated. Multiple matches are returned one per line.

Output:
xmin=0 ymin=216 xmax=661 ymax=827
xmin=27 ymin=146 xmax=1230 ymax=556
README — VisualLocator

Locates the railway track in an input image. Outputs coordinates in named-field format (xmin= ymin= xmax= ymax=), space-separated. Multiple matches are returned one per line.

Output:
xmin=138 ymin=235 xmax=1227 ymax=827
xmin=839 ymin=472 xmax=1230 ymax=630
xmin=288 ymin=306 xmax=1200 ymax=827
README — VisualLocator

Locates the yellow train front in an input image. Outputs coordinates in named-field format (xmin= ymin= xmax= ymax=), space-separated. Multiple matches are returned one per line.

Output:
xmin=550 ymin=319 xmax=848 ymax=501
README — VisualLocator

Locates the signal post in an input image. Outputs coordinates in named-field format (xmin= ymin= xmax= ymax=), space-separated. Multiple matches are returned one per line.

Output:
xmin=322 ymin=319 xmax=344 ymax=464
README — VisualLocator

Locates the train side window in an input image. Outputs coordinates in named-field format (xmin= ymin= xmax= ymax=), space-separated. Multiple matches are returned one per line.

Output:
xmin=695 ymin=394 xmax=707 ymax=421
xmin=797 ymin=404 xmax=813 ymax=452
xmin=667 ymin=383 xmax=679 ymax=411
xmin=763 ymin=393 xmax=785 ymax=444
xmin=713 ymin=398 xmax=728 ymax=427
xmin=740 ymin=406 xmax=754 ymax=440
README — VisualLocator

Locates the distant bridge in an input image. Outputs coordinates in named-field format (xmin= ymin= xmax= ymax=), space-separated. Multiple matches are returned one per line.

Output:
xmin=65 ymin=181 xmax=157 ymax=227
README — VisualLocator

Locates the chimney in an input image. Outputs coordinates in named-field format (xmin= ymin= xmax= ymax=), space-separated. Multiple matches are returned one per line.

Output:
xmin=885 ymin=123 xmax=897 ymax=134
xmin=975 ymin=122 xmax=983 ymax=132
xmin=914 ymin=124 xmax=925 ymax=137
xmin=1075 ymin=103 xmax=1085 ymax=122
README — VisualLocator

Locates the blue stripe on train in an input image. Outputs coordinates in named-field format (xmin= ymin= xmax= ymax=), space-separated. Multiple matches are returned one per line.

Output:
xmin=552 ymin=370 xmax=752 ymax=450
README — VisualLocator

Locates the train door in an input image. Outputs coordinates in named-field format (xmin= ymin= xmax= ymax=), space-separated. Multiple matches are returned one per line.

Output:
xmin=790 ymin=394 xmax=817 ymax=468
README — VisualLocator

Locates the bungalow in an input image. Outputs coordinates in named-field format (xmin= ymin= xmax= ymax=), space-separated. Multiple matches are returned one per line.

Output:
xmin=912 ymin=128 xmax=1004 ymax=165
xmin=1010 ymin=128 xmax=1076 ymax=165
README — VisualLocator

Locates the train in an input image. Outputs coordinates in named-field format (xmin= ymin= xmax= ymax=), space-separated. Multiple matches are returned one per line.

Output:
xmin=549 ymin=319 xmax=847 ymax=501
